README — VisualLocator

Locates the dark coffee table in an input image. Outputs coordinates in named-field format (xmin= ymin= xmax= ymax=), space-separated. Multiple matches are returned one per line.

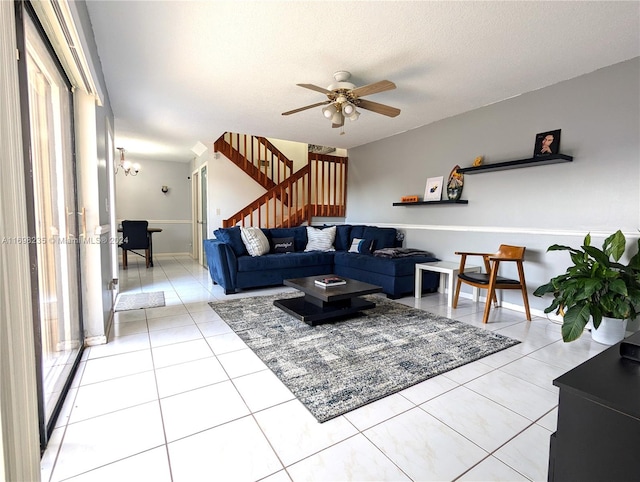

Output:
xmin=274 ymin=275 xmax=383 ymax=325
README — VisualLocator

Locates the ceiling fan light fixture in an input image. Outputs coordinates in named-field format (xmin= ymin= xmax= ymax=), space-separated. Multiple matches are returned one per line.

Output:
xmin=348 ymin=110 xmax=360 ymax=121
xmin=322 ymin=104 xmax=338 ymax=119
xmin=342 ymin=102 xmax=356 ymax=116
xmin=331 ymin=111 xmax=343 ymax=125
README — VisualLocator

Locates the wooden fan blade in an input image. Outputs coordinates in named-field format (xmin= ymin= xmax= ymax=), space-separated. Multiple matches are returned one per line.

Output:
xmin=357 ymin=99 xmax=401 ymax=117
xmin=350 ymin=80 xmax=396 ymax=98
xmin=297 ymin=83 xmax=333 ymax=95
xmin=282 ymin=101 xmax=330 ymax=116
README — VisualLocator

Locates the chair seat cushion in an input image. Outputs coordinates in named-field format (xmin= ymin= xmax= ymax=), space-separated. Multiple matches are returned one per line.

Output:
xmin=458 ymin=273 xmax=520 ymax=285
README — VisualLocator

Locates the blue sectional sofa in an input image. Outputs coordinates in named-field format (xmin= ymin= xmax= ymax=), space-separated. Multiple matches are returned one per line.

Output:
xmin=204 ymin=224 xmax=440 ymax=298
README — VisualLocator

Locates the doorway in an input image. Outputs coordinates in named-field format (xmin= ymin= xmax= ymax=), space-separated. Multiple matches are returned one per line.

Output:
xmin=191 ymin=163 xmax=208 ymax=266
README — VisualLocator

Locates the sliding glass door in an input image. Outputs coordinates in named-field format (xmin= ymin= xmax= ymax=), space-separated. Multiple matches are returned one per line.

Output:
xmin=17 ymin=5 xmax=83 ymax=447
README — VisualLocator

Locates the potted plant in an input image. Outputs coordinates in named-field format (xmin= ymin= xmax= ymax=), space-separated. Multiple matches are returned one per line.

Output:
xmin=534 ymin=230 xmax=640 ymax=343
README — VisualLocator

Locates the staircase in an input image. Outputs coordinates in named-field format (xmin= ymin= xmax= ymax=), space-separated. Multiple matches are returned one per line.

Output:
xmin=214 ymin=132 xmax=347 ymax=228
xmin=214 ymin=132 xmax=294 ymax=190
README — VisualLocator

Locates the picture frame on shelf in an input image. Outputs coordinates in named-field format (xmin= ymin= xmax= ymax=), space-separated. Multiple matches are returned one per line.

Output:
xmin=424 ymin=176 xmax=443 ymax=201
xmin=533 ymin=129 xmax=561 ymax=158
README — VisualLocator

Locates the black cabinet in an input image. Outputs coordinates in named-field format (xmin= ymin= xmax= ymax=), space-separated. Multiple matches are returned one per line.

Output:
xmin=549 ymin=331 xmax=640 ymax=481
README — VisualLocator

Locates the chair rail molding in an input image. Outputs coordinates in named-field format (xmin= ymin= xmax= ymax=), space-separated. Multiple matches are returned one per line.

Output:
xmin=352 ymin=223 xmax=640 ymax=240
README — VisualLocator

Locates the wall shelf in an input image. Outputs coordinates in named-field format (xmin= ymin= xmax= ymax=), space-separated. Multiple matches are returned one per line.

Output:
xmin=458 ymin=153 xmax=573 ymax=174
xmin=393 ymin=200 xmax=468 ymax=206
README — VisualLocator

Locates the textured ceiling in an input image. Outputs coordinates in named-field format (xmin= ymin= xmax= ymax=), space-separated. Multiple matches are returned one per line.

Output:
xmin=85 ymin=1 xmax=640 ymax=163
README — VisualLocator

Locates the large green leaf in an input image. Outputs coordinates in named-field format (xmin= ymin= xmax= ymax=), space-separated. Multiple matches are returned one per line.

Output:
xmin=583 ymin=245 xmax=610 ymax=266
xmin=562 ymin=304 xmax=591 ymax=342
xmin=603 ymin=230 xmax=626 ymax=262
xmin=609 ymin=278 xmax=628 ymax=296
xmin=547 ymin=244 xmax=575 ymax=252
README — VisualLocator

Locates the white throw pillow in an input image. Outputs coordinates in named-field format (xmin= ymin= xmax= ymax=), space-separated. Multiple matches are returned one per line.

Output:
xmin=240 ymin=227 xmax=270 ymax=256
xmin=304 ymin=226 xmax=336 ymax=252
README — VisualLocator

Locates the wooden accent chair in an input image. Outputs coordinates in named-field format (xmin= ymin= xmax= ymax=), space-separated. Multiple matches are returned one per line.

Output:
xmin=119 ymin=220 xmax=150 ymax=269
xmin=452 ymin=244 xmax=531 ymax=323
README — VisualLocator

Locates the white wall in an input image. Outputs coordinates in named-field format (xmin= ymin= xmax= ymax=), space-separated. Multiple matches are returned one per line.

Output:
xmin=205 ymin=152 xmax=268 ymax=235
xmin=269 ymin=138 xmax=308 ymax=171
xmin=116 ymin=159 xmax=192 ymax=254
xmin=347 ymin=58 xmax=640 ymax=313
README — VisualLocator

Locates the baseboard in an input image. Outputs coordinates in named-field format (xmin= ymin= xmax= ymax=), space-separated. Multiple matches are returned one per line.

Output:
xmin=84 ymin=335 xmax=107 ymax=346
xmin=455 ymin=290 xmax=560 ymax=321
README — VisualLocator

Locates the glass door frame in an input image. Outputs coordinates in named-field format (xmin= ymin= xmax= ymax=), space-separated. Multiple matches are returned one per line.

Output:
xmin=14 ymin=0 xmax=84 ymax=451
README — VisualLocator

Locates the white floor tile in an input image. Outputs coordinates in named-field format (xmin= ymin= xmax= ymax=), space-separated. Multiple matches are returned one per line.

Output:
xmin=168 ymin=416 xmax=282 ymax=482
xmin=206 ymin=331 xmax=248 ymax=354
xmin=217 ymin=347 xmax=268 ymax=378
xmin=255 ymin=400 xmax=359 ymax=466
xmin=51 ymin=402 xmax=165 ymax=481
xmin=465 ymin=370 xmax=559 ymax=421
xmin=537 ymin=407 xmax=558 ymax=432
xmin=144 ymin=304 xmax=188 ymax=319
xmin=442 ymin=359 xmax=494 ymax=384
xmin=70 ymin=371 xmax=158 ymax=423
xmin=161 ymin=380 xmax=250 ymax=442
xmin=421 ymin=386 xmax=531 ymax=452
xmin=110 ymin=319 xmax=148 ymax=338
xmin=113 ymin=309 xmax=146 ymax=323
xmin=494 ymin=423 xmax=552 ymax=482
xmin=343 ymin=393 xmax=414 ymax=431
xmin=146 ymin=313 xmax=195 ymax=332
xmin=87 ymin=332 xmax=150 ymax=360
xmin=232 ymin=369 xmax=295 ymax=412
xmin=151 ymin=338 xmax=213 ymax=369
xmin=198 ymin=319 xmax=234 ymax=336
xmin=399 ymin=374 xmax=459 ymax=405
xmin=458 ymin=455 xmax=529 ymax=481
xmin=499 ymin=355 xmax=568 ymax=393
xmin=63 ymin=446 xmax=171 ymax=482
xmin=155 ymin=356 xmax=228 ymax=398
xmin=287 ymin=434 xmax=411 ymax=482
xmin=148 ymin=324 xmax=203 ymax=348
xmin=364 ymin=408 xmax=487 ymax=481
xmin=81 ymin=349 xmax=153 ymax=385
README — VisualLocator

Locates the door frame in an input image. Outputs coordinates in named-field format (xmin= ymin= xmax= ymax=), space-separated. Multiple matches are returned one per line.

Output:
xmin=191 ymin=162 xmax=208 ymax=265
xmin=15 ymin=0 xmax=84 ymax=451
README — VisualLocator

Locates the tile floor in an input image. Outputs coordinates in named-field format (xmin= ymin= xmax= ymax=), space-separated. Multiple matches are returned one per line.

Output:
xmin=41 ymin=255 xmax=609 ymax=482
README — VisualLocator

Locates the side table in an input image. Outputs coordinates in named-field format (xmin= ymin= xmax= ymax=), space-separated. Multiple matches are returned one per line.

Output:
xmin=415 ymin=261 xmax=481 ymax=307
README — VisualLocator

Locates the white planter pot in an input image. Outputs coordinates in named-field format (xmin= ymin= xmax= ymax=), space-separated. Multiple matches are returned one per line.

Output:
xmin=590 ymin=317 xmax=628 ymax=345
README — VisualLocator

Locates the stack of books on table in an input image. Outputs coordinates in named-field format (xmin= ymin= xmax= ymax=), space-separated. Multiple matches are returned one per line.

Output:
xmin=314 ymin=276 xmax=347 ymax=288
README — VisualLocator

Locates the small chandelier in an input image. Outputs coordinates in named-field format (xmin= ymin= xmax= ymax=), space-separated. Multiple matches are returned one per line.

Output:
xmin=115 ymin=147 xmax=140 ymax=176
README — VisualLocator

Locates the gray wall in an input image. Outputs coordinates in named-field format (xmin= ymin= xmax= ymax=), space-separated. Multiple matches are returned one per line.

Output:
xmin=347 ymin=58 xmax=640 ymax=313
xmin=116 ymin=159 xmax=192 ymax=254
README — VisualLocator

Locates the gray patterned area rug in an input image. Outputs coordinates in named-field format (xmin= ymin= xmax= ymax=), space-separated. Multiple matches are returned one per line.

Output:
xmin=114 ymin=291 xmax=165 ymax=311
xmin=209 ymin=294 xmax=520 ymax=422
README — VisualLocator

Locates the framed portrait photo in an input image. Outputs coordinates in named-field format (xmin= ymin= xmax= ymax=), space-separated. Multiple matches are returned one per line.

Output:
xmin=533 ymin=129 xmax=561 ymax=158
xmin=424 ymin=176 xmax=444 ymax=201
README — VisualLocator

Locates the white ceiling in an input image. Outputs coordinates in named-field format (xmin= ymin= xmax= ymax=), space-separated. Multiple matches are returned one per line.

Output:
xmin=85 ymin=1 xmax=640 ymax=164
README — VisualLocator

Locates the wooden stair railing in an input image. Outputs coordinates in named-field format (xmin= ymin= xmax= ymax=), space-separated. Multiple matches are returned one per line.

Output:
xmin=223 ymin=165 xmax=311 ymax=228
xmin=308 ymin=152 xmax=348 ymax=218
xmin=222 ymin=152 xmax=348 ymax=229
xmin=214 ymin=132 xmax=294 ymax=190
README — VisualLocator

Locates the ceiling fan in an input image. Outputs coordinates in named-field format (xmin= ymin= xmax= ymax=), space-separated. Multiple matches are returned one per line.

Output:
xmin=282 ymin=71 xmax=401 ymax=129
